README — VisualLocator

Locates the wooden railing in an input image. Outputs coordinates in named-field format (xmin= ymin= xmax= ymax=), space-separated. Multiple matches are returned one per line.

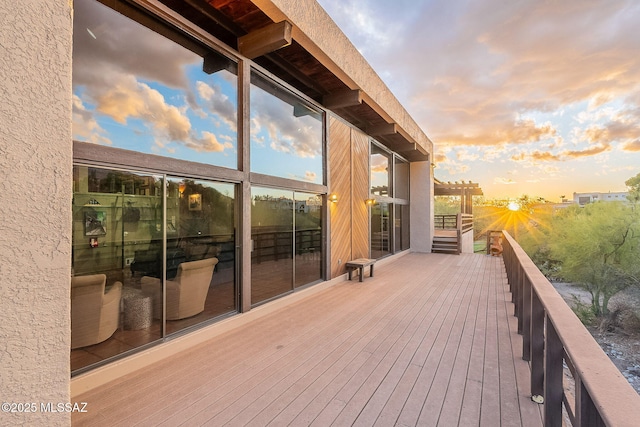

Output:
xmin=458 ymin=213 xmax=473 ymax=233
xmin=434 ymin=213 xmax=473 ymax=232
xmin=434 ymin=214 xmax=458 ymax=229
xmin=501 ymin=231 xmax=640 ymax=426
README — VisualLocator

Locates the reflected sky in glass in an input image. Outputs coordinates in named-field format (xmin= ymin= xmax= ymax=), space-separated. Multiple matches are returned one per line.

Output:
xmin=72 ymin=0 xmax=237 ymax=169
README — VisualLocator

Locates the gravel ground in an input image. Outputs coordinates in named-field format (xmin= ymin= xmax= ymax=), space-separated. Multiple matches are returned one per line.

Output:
xmin=552 ymin=282 xmax=640 ymax=394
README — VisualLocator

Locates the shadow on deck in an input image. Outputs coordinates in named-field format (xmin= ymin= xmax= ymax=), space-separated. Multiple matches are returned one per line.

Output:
xmin=73 ymin=252 xmax=543 ymax=426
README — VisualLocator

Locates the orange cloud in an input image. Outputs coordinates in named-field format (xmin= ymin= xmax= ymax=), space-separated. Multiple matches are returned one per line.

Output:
xmin=622 ymin=140 xmax=640 ymax=151
xmin=563 ymin=144 xmax=611 ymax=158
xmin=511 ymin=143 xmax=612 ymax=163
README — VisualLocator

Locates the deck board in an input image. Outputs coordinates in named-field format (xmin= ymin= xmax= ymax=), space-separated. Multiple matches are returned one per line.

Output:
xmin=73 ymin=253 xmax=544 ymax=427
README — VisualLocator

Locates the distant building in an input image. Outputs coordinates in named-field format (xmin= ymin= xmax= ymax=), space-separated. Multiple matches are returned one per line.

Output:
xmin=573 ymin=191 xmax=629 ymax=206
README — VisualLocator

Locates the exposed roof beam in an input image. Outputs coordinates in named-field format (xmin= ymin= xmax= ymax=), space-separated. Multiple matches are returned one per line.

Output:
xmin=367 ymin=123 xmax=397 ymax=136
xmin=238 ymin=21 xmax=293 ymax=59
xmin=322 ymin=89 xmax=362 ymax=109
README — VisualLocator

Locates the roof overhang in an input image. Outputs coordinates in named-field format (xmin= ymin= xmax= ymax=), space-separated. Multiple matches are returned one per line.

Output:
xmin=158 ymin=0 xmax=432 ymax=161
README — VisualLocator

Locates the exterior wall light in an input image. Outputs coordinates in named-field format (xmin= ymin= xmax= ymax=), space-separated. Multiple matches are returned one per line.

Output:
xmin=365 ymin=198 xmax=375 ymax=205
xmin=329 ymin=193 xmax=338 ymax=203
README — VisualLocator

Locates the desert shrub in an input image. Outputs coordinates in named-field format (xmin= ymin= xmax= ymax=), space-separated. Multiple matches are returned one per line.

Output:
xmin=606 ymin=301 xmax=640 ymax=335
xmin=570 ymin=295 xmax=596 ymax=325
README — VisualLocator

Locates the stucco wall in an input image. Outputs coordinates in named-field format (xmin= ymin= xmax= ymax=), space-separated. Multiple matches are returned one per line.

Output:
xmin=410 ymin=161 xmax=434 ymax=252
xmin=0 ymin=1 xmax=72 ymax=426
xmin=461 ymin=229 xmax=475 ymax=254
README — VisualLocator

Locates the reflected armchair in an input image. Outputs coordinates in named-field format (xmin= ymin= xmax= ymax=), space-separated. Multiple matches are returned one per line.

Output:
xmin=141 ymin=257 xmax=218 ymax=320
xmin=71 ymin=274 xmax=122 ymax=349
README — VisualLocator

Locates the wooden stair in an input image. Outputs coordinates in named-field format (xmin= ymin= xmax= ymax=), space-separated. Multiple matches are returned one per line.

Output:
xmin=432 ymin=233 xmax=459 ymax=254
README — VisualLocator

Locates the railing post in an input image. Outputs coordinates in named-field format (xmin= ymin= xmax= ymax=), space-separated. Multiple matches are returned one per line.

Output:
xmin=517 ymin=265 xmax=524 ymax=334
xmin=544 ymin=318 xmax=564 ymax=426
xmin=575 ymin=377 xmax=603 ymax=426
xmin=522 ymin=274 xmax=531 ymax=361
xmin=512 ymin=253 xmax=518 ymax=304
xmin=531 ymin=289 xmax=544 ymax=401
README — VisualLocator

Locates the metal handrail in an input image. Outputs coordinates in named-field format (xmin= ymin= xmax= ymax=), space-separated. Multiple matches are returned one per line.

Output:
xmin=501 ymin=231 xmax=640 ymax=426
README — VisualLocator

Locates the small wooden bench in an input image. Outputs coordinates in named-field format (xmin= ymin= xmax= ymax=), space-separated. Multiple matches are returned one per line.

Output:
xmin=346 ymin=258 xmax=376 ymax=282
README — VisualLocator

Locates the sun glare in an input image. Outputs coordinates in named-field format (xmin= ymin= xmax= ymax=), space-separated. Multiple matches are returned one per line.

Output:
xmin=507 ymin=201 xmax=521 ymax=211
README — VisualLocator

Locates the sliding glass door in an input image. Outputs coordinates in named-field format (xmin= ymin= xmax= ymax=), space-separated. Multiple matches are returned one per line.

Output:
xmin=251 ymin=187 xmax=323 ymax=305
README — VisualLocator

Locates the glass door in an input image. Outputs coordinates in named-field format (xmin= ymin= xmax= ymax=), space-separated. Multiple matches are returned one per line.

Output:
xmin=251 ymin=187 xmax=294 ymax=305
xmin=371 ymin=202 xmax=391 ymax=259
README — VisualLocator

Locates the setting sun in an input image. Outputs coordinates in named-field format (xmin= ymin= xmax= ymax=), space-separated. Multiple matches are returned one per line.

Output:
xmin=508 ymin=201 xmax=521 ymax=211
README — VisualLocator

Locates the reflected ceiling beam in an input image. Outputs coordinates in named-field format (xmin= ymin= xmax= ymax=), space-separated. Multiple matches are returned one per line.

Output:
xmin=238 ymin=21 xmax=293 ymax=59
xmin=203 ymin=52 xmax=234 ymax=74
xmin=322 ymin=89 xmax=362 ymax=109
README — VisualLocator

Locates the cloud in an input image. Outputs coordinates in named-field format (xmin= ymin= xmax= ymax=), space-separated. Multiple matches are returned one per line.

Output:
xmin=250 ymin=85 xmax=322 ymax=158
xmin=320 ymin=0 xmax=640 ymax=157
xmin=511 ymin=143 xmax=612 ymax=163
xmin=511 ymin=151 xmax=561 ymax=162
xmin=73 ymin=0 xmax=198 ymax=90
xmin=623 ymin=140 xmax=640 ymax=151
xmin=72 ymin=95 xmax=112 ymax=146
xmin=196 ymin=81 xmax=238 ymax=132
xmin=96 ymin=75 xmax=191 ymax=140
xmin=494 ymin=177 xmax=517 ymax=185
xmin=72 ymin=0 xmax=237 ymax=156
xmin=188 ymin=132 xmax=233 ymax=153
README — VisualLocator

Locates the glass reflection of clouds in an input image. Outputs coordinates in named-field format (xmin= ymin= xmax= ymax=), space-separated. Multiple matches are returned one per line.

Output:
xmin=250 ymin=74 xmax=323 ymax=184
xmin=72 ymin=0 xmax=238 ymax=169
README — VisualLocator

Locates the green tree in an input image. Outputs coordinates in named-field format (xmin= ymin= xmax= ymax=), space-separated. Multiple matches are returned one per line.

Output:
xmin=547 ymin=202 xmax=640 ymax=316
xmin=434 ymin=196 xmax=460 ymax=215
xmin=626 ymin=172 xmax=640 ymax=203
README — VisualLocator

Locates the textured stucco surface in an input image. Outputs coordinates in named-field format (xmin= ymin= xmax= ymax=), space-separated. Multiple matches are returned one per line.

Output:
xmin=410 ymin=162 xmax=435 ymax=252
xmin=0 ymin=0 xmax=73 ymax=426
xmin=253 ymin=0 xmax=433 ymax=156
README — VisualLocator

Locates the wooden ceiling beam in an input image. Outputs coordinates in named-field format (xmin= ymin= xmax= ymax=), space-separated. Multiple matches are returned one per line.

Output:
xmin=238 ymin=20 xmax=293 ymax=59
xmin=367 ymin=122 xmax=397 ymax=136
xmin=322 ymin=89 xmax=362 ymax=109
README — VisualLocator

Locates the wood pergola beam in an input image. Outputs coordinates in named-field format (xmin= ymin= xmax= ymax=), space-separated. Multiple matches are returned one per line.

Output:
xmin=238 ymin=21 xmax=293 ymax=59
xmin=434 ymin=188 xmax=484 ymax=196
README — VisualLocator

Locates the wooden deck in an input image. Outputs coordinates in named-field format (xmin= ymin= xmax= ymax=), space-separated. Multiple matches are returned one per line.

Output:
xmin=73 ymin=252 xmax=543 ymax=426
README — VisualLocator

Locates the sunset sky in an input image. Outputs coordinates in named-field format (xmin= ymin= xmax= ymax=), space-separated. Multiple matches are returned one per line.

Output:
xmin=316 ymin=0 xmax=640 ymax=201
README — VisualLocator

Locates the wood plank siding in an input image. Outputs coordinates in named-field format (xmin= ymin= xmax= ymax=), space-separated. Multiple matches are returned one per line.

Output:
xmin=73 ymin=253 xmax=543 ymax=426
xmin=350 ymin=129 xmax=370 ymax=261
xmin=328 ymin=116 xmax=370 ymax=278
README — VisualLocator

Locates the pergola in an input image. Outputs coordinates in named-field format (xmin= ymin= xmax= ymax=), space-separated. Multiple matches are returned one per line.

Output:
xmin=434 ymin=180 xmax=483 ymax=214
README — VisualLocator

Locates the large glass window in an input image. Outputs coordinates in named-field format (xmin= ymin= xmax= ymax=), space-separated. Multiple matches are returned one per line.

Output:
xmin=251 ymin=188 xmax=323 ymax=305
xmin=251 ymin=188 xmax=294 ymax=304
xmin=71 ymin=166 xmax=236 ymax=373
xmin=395 ymin=157 xmax=409 ymax=200
xmin=72 ymin=0 xmax=238 ymax=169
xmin=158 ymin=178 xmax=236 ymax=335
xmin=250 ymin=73 xmax=323 ymax=183
xmin=370 ymin=142 xmax=410 ymax=258
xmin=371 ymin=145 xmax=391 ymax=196
xmin=294 ymin=192 xmax=323 ymax=288
xmin=72 ymin=166 xmax=164 ymax=371
xmin=394 ymin=204 xmax=410 ymax=252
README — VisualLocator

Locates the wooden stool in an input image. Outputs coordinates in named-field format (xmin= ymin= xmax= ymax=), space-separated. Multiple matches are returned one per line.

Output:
xmin=346 ymin=258 xmax=376 ymax=282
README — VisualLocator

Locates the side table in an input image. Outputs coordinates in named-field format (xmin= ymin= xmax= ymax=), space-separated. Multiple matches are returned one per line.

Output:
xmin=122 ymin=287 xmax=153 ymax=330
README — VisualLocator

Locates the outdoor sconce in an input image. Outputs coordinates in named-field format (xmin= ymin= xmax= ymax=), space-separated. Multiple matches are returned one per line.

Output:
xmin=178 ymin=182 xmax=186 ymax=197
xmin=365 ymin=198 xmax=375 ymax=206
xmin=329 ymin=193 xmax=338 ymax=203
